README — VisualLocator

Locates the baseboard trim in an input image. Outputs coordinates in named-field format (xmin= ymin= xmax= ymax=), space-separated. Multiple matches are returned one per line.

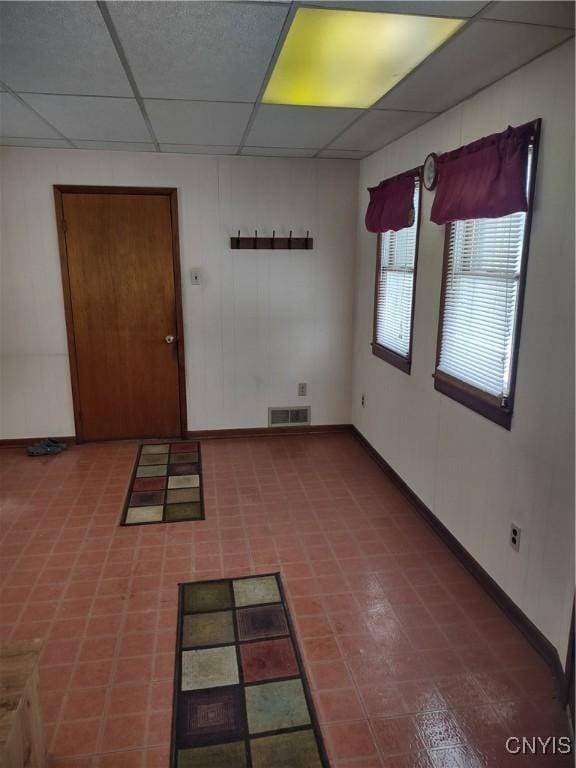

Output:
xmin=187 ymin=424 xmax=353 ymax=439
xmin=351 ymin=425 xmax=567 ymax=701
xmin=0 ymin=426 xmax=353 ymax=447
xmin=0 ymin=435 xmax=77 ymax=448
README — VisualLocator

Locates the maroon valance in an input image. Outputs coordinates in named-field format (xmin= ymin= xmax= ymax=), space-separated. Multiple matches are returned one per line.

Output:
xmin=430 ymin=122 xmax=536 ymax=225
xmin=365 ymin=170 xmax=416 ymax=233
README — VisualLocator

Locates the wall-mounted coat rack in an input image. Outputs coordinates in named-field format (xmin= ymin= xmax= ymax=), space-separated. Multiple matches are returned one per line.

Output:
xmin=230 ymin=230 xmax=313 ymax=250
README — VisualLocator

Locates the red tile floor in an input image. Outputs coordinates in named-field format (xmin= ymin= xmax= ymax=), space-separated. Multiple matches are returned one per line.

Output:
xmin=0 ymin=433 xmax=571 ymax=767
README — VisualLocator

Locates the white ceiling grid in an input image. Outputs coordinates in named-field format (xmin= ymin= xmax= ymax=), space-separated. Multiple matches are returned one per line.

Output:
xmin=0 ymin=1 xmax=573 ymax=158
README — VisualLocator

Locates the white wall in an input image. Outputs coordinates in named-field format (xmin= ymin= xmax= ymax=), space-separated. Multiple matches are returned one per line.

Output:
xmin=0 ymin=150 xmax=358 ymax=437
xmin=352 ymin=40 xmax=575 ymax=662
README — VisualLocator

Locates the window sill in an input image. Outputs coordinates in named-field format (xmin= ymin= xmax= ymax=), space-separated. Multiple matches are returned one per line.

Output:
xmin=372 ymin=343 xmax=411 ymax=374
xmin=434 ymin=370 xmax=512 ymax=429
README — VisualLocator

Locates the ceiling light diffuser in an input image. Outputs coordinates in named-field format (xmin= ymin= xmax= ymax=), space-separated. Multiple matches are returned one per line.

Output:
xmin=263 ymin=8 xmax=464 ymax=109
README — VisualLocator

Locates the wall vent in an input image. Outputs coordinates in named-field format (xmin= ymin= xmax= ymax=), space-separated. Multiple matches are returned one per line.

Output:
xmin=268 ymin=406 xmax=311 ymax=427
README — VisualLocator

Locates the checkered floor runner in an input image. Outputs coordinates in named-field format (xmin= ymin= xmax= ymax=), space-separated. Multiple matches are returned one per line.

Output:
xmin=171 ymin=573 xmax=330 ymax=767
xmin=121 ymin=442 xmax=204 ymax=525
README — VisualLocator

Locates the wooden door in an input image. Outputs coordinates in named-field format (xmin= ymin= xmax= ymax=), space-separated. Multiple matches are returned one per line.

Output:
xmin=55 ymin=187 xmax=186 ymax=441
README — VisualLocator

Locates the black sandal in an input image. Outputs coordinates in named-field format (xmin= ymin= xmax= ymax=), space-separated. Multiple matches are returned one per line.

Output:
xmin=26 ymin=438 xmax=67 ymax=457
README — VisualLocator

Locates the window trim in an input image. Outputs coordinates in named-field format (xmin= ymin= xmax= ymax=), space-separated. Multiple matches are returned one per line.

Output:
xmin=434 ymin=118 xmax=541 ymax=429
xmin=371 ymin=167 xmax=423 ymax=375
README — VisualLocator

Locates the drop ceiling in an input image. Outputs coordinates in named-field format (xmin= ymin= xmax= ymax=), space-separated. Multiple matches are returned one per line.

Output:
xmin=0 ymin=1 xmax=573 ymax=159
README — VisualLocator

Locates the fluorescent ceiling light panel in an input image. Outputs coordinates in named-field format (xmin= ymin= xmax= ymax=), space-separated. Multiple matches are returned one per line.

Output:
xmin=263 ymin=9 xmax=465 ymax=109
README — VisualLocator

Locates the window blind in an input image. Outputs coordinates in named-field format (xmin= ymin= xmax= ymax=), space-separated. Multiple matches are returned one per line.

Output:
xmin=437 ymin=148 xmax=533 ymax=402
xmin=374 ymin=179 xmax=420 ymax=358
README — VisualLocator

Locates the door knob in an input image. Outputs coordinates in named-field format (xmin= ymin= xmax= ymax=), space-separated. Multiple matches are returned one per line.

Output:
xmin=165 ymin=335 xmax=175 ymax=344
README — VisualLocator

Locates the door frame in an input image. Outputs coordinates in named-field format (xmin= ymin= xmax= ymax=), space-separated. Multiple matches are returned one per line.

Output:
xmin=53 ymin=185 xmax=187 ymax=443
xmin=565 ymin=599 xmax=575 ymax=728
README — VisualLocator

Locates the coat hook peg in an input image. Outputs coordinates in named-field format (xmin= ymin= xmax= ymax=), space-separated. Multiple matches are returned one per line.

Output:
xmin=272 ymin=230 xmax=276 ymax=249
xmin=254 ymin=229 xmax=258 ymax=249
xmin=236 ymin=229 xmax=241 ymax=248
xmin=305 ymin=230 xmax=310 ymax=249
xmin=288 ymin=230 xmax=292 ymax=249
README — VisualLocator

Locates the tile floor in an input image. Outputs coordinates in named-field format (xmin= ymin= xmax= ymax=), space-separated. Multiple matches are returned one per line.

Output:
xmin=0 ymin=433 xmax=571 ymax=767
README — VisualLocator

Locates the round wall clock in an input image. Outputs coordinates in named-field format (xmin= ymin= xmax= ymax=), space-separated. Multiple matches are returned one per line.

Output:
xmin=423 ymin=152 xmax=439 ymax=191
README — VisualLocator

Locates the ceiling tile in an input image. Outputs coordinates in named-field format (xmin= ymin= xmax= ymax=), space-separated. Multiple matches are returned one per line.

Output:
xmin=318 ymin=149 xmax=370 ymax=159
xmin=246 ymin=105 xmax=361 ymax=148
xmin=108 ymin=1 xmax=289 ymax=101
xmin=0 ymin=1 xmax=131 ymax=96
xmin=376 ymin=20 xmax=573 ymax=112
xmin=242 ymin=147 xmax=317 ymax=157
xmin=300 ymin=2 xmax=488 ymax=17
xmin=160 ymin=144 xmax=238 ymax=155
xmin=20 ymin=94 xmax=151 ymax=141
xmin=146 ymin=100 xmax=252 ymax=145
xmin=74 ymin=140 xmax=156 ymax=152
xmin=0 ymin=92 xmax=61 ymax=138
xmin=332 ymin=109 xmax=436 ymax=150
xmin=482 ymin=1 xmax=575 ymax=29
xmin=0 ymin=137 xmax=71 ymax=148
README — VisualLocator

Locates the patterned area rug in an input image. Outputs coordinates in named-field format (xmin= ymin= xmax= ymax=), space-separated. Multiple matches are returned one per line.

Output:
xmin=171 ymin=573 xmax=330 ymax=767
xmin=121 ymin=442 xmax=204 ymax=525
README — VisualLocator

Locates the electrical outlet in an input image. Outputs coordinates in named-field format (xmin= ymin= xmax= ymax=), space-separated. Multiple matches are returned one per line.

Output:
xmin=361 ymin=394 xmax=366 ymax=408
xmin=298 ymin=383 xmax=307 ymax=397
xmin=510 ymin=523 xmax=522 ymax=552
xmin=191 ymin=269 xmax=202 ymax=285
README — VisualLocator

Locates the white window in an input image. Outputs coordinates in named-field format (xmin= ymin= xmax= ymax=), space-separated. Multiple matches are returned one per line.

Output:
xmin=373 ymin=177 xmax=420 ymax=373
xmin=435 ymin=145 xmax=536 ymax=427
